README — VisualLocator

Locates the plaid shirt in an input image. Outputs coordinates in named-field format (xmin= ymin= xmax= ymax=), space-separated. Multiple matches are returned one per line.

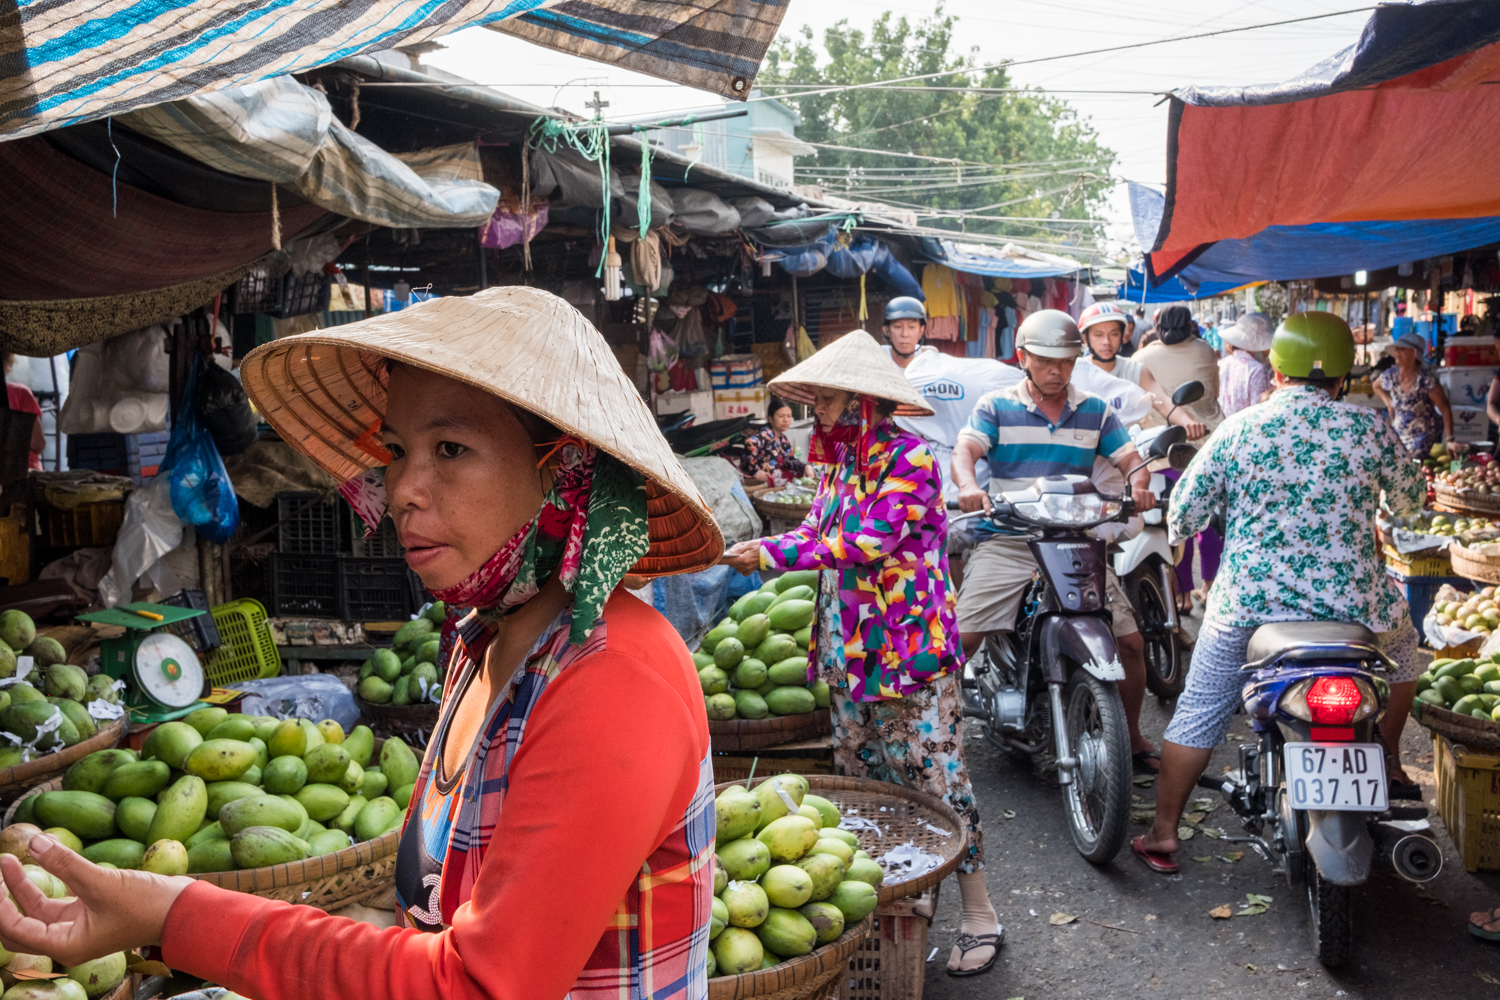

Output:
xmin=397 ymin=606 xmax=715 ymax=1000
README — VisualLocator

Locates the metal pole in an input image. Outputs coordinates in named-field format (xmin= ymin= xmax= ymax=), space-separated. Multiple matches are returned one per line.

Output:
xmin=476 ymin=231 xmax=489 ymax=290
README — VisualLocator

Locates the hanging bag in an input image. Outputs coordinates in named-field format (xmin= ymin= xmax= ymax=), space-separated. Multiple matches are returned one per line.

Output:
xmin=161 ymin=360 xmax=240 ymax=543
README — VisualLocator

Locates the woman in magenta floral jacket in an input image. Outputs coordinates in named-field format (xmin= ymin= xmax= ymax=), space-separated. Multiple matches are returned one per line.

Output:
xmin=721 ymin=330 xmax=1001 ymax=978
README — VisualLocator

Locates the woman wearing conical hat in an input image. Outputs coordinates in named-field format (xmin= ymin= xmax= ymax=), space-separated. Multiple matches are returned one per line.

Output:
xmin=0 ymin=288 xmax=722 ymax=1000
xmin=722 ymin=329 xmax=1002 ymax=977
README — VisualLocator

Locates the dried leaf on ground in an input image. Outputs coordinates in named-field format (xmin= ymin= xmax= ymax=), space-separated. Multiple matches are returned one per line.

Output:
xmin=1002 ymin=810 xmax=1016 ymax=820
xmin=1224 ymin=851 xmax=1244 ymax=862
xmin=1191 ymin=856 xmax=1213 ymax=863
xmin=1185 ymin=812 xmax=1207 ymax=825
xmin=1177 ymin=826 xmax=1196 ymax=840
xmin=1201 ymin=827 xmax=1223 ymax=839
xmin=1238 ymin=893 xmax=1273 ymax=916
xmin=1209 ymin=904 xmax=1233 ymax=919
xmin=1131 ymin=808 xmax=1156 ymax=825
xmin=1477 ymin=971 xmax=1500 ymax=985
xmin=1049 ymin=912 xmax=1077 ymax=926
xmin=1133 ymin=774 xmax=1157 ymax=786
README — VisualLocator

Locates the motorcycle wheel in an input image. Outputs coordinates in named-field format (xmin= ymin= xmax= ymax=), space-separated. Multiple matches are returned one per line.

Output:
xmin=1130 ymin=566 xmax=1185 ymax=699
xmin=1304 ymin=853 xmax=1352 ymax=968
xmin=1060 ymin=671 xmax=1132 ymax=864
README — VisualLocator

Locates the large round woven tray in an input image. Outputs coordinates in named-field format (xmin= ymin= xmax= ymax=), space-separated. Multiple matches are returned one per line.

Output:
xmin=748 ymin=485 xmax=815 ymax=524
xmin=709 ymin=916 xmax=872 ymax=1000
xmin=1433 ymin=483 xmax=1500 ymax=517
xmin=718 ymin=774 xmax=968 ymax=904
xmin=1451 ymin=543 xmax=1500 ymax=585
xmin=1413 ymin=699 xmax=1500 ymax=754
xmin=0 ymin=718 xmax=126 ymax=805
xmin=6 ymin=776 xmax=400 ymax=911
xmin=708 ymin=712 xmax=831 ymax=752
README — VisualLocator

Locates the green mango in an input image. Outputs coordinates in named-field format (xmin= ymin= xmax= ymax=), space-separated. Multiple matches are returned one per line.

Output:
xmin=182 ymin=707 xmax=228 ymax=737
xmin=354 ymin=796 xmax=402 ymax=841
xmin=146 ymin=776 xmax=208 ymax=845
xmin=744 ymin=592 xmax=777 ymax=617
xmin=114 ymin=796 xmax=157 ymax=843
xmin=1417 ymin=687 xmax=1446 ymax=706
xmin=204 ymin=715 xmax=258 ymax=743
xmin=793 ymin=625 xmax=813 ymax=649
xmin=34 ymin=790 xmax=117 ymax=840
xmin=12 ymin=790 xmax=39 ymax=825
xmin=844 ymin=857 xmax=885 ymax=887
xmin=370 ymin=649 xmax=401 ymax=682
xmin=768 ymin=657 xmax=810 ymax=686
xmin=700 ymin=624 xmax=737 ymax=655
xmin=307 ymin=828 xmax=352 ymax=857
xmin=140 ymin=839 xmax=188 ymax=876
xmin=205 ymin=781 xmax=265 ymax=820
xmin=392 ymin=617 xmax=435 ymax=652
xmin=753 ymin=635 xmax=799 ymax=666
xmin=735 ymin=614 xmax=771 ymax=651
xmin=303 ymin=743 xmax=351 ymax=784
xmin=141 ymin=722 xmax=203 ymax=769
xmin=342 ymin=726 xmax=375 ymax=768
xmin=415 ymin=640 xmax=440 ymax=666
xmin=62 ymin=749 xmax=137 ymax=794
xmin=84 ymin=674 xmax=120 ymax=705
xmin=299 ymin=720 xmax=325 ymax=752
xmin=337 ymin=760 xmax=365 ymax=795
xmin=410 ymin=663 xmax=439 ymax=702
xmin=6 ymin=682 xmax=43 ymax=704
xmin=756 ymin=907 xmax=817 ymax=958
xmin=391 ymin=675 xmax=412 ymax=706
xmin=715 ymin=790 xmax=762 ymax=842
xmin=183 ymin=739 xmax=258 ymax=782
xmin=219 ymin=794 xmax=305 ymax=836
xmin=294 ymin=783 xmax=350 ymax=823
xmin=728 ymin=592 xmax=757 ymax=621
xmin=699 ymin=666 xmax=729 ymax=695
xmin=769 ymin=585 xmax=815 ymax=607
xmin=713 ymin=638 xmax=745 ymax=671
xmin=252 ymin=718 xmax=282 ymax=744
xmin=265 ymin=719 xmax=307 ymax=759
xmin=827 ymin=880 xmax=878 ymax=922
xmin=767 ymin=686 xmax=816 ymax=717
xmin=795 ymin=852 xmax=846 ymax=902
xmin=359 ymin=676 xmax=393 ymax=704
xmin=767 ymin=600 xmax=816 ymax=632
xmin=1436 ymin=675 xmax=1466 ymax=706
xmin=714 ymin=926 xmax=764 ymax=975
xmin=1 ymin=701 xmax=77 ymax=753
xmin=334 ymin=794 xmax=368 ymax=835
xmin=64 ymin=950 xmax=128 ymax=999
xmin=81 ymin=838 xmax=145 ymax=869
xmin=229 ymin=826 xmax=310 ymax=869
xmin=798 ymin=901 xmax=845 ymax=945
xmin=380 ymin=737 xmax=419 ymax=792
xmin=1461 ymin=674 xmax=1486 ymax=695
xmin=41 ymin=663 xmax=87 ymax=701
xmin=733 ymin=690 xmax=769 ymax=720
xmin=775 ymin=570 xmax=819 ymax=593
xmin=692 ymin=652 xmax=715 ymax=669
xmin=48 ymin=698 xmax=93 ymax=744
xmin=185 ymin=820 xmax=228 ymax=849
xmin=359 ymin=770 xmax=389 ymax=799
xmin=398 ymin=657 xmax=415 ymax=677
xmin=424 ymin=601 xmax=447 ymax=624
xmin=23 ymin=636 xmax=66 ymax=670
xmin=732 ymin=658 xmax=769 ymax=690
xmin=186 ymin=838 xmax=238 ymax=873
xmin=811 ymin=680 xmax=830 ymax=708
xmin=101 ymin=760 xmax=171 ymax=801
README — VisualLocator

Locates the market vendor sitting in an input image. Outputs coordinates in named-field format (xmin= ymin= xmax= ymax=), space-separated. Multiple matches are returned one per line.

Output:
xmin=0 ymin=288 xmax=722 ymax=1000
xmin=720 ymin=330 xmax=1003 ymax=978
xmin=740 ymin=396 xmax=807 ymax=485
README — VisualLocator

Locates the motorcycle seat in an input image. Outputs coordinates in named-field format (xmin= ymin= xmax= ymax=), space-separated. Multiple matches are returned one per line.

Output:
xmin=1245 ymin=621 xmax=1378 ymax=663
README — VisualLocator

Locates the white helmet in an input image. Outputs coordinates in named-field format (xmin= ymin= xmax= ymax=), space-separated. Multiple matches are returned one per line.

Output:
xmin=1018 ymin=310 xmax=1084 ymax=359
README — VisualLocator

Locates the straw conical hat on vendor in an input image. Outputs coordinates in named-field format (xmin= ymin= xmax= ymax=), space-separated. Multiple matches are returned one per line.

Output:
xmin=239 ymin=285 xmax=721 ymax=577
xmin=767 ymin=328 xmax=934 ymax=416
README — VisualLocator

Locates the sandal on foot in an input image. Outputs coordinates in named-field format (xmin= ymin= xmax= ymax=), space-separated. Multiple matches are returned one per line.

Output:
xmin=1133 ymin=750 xmax=1162 ymax=775
xmin=1131 ymin=835 xmax=1179 ymax=874
xmin=946 ymin=928 xmax=1004 ymax=977
xmin=1470 ymin=908 xmax=1500 ymax=941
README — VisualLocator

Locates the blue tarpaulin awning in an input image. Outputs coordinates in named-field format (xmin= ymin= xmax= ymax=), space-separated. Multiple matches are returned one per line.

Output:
xmin=1118 ymin=268 xmax=1246 ymax=303
xmin=923 ymin=238 xmax=1084 ymax=279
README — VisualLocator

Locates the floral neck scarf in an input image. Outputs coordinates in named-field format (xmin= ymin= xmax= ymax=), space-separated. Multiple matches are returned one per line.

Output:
xmin=807 ymin=394 xmax=877 ymax=477
xmin=341 ymin=439 xmax=649 ymax=645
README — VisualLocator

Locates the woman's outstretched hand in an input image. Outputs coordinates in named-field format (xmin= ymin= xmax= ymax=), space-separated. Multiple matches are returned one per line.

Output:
xmin=0 ymin=833 xmax=192 ymax=967
xmin=721 ymin=541 xmax=760 ymax=574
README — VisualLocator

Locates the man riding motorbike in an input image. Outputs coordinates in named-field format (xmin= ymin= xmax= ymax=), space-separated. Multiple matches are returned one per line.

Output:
xmin=1080 ymin=302 xmax=1206 ymax=440
xmin=1132 ymin=311 xmax=1426 ymax=874
xmin=951 ymin=311 xmax=1161 ymax=768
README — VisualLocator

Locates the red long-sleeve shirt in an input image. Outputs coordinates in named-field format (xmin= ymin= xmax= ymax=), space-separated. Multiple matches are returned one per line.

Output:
xmin=161 ymin=592 xmax=712 ymax=1000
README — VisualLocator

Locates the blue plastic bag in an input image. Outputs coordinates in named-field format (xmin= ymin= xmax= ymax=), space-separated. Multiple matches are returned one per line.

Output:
xmin=161 ymin=359 xmax=240 ymax=543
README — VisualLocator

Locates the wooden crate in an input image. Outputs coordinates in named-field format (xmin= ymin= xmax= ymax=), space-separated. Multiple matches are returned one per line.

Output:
xmin=839 ymin=888 xmax=938 ymax=1000
xmin=711 ymin=737 xmax=833 ymax=784
xmin=0 ymin=503 xmax=29 ymax=587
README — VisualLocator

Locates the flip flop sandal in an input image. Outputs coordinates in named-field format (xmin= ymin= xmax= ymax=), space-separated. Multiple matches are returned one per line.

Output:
xmin=1131 ymin=835 xmax=1179 ymax=874
xmin=946 ymin=928 xmax=1004 ymax=977
xmin=1133 ymin=750 xmax=1162 ymax=775
xmin=1470 ymin=909 xmax=1500 ymax=941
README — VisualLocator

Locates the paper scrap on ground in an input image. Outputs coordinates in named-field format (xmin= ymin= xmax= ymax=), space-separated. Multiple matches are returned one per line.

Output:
xmin=876 ymin=840 xmax=943 ymax=879
xmin=840 ymin=815 xmax=885 ymax=837
xmin=1049 ymin=912 xmax=1077 ymax=926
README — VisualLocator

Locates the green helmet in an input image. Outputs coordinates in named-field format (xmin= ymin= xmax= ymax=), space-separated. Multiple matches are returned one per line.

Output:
xmin=1269 ymin=311 xmax=1356 ymax=380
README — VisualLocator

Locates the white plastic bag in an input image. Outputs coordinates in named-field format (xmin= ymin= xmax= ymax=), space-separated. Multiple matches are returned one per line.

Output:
xmin=98 ymin=476 xmax=184 ymax=608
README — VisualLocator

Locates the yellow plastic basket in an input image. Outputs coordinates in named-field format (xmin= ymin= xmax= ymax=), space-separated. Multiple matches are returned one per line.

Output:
xmin=1434 ymin=734 xmax=1500 ymax=872
xmin=201 ymin=599 xmax=282 ymax=684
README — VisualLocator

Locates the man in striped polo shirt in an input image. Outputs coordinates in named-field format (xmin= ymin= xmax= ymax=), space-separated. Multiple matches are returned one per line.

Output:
xmin=952 ymin=310 xmax=1153 ymax=658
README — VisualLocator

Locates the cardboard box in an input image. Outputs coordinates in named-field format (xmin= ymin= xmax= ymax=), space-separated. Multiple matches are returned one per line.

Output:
xmin=653 ymin=390 xmax=715 ymax=424
xmin=714 ymin=387 xmax=768 ymax=421
xmin=709 ymin=354 xmax=764 ymax=389
xmin=1452 ymin=405 xmax=1491 ymax=443
xmin=1439 ymin=365 xmax=1495 ymax=407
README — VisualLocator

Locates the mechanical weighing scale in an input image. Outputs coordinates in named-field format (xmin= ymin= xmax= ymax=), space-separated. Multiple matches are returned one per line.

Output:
xmin=77 ymin=602 xmax=211 ymax=723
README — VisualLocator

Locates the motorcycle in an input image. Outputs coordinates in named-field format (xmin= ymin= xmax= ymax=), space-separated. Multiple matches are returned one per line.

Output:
xmin=954 ymin=425 xmax=1186 ymax=863
xmin=1198 ymin=622 xmax=1442 ymax=968
xmin=1115 ymin=380 xmax=1206 ymax=699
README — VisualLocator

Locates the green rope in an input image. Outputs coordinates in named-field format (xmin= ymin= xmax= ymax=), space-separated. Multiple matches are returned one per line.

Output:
xmin=531 ymin=115 xmax=612 ymax=275
xmin=634 ymin=130 xmax=653 ymax=241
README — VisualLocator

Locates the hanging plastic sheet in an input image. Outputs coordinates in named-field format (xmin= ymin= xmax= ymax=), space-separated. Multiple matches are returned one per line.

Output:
xmin=162 ymin=362 xmax=240 ymax=544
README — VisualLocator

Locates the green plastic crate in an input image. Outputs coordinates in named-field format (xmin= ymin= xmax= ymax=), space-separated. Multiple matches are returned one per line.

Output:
xmin=201 ymin=599 xmax=282 ymax=684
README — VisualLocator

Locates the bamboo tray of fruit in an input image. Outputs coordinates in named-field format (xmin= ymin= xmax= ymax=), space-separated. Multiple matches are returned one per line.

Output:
xmin=698 ymin=573 xmax=829 ymax=751
xmin=1415 ymin=652 xmax=1500 ymax=753
xmin=2 ymin=708 xmax=425 ymax=910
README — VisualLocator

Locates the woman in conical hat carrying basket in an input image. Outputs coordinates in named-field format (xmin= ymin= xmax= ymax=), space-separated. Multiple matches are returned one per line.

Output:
xmin=721 ymin=330 xmax=1003 ymax=977
xmin=0 ymin=288 xmax=724 ymax=1000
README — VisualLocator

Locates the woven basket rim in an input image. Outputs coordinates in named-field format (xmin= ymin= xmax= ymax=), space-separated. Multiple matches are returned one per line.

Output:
xmin=707 ymin=914 xmax=873 ymax=1000
xmin=1414 ymin=699 xmax=1500 ymax=753
xmin=1433 ymin=482 xmax=1500 ymax=515
xmin=715 ymin=773 xmax=969 ymax=904
xmin=0 ymin=718 xmax=127 ymax=797
xmin=707 ymin=713 xmax=831 ymax=751
xmin=1449 ymin=545 xmax=1500 ymax=584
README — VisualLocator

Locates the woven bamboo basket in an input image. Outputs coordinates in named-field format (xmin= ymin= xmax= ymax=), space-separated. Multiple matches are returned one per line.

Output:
xmin=709 ymin=916 xmax=873 ymax=1000
xmin=0 ymin=719 xmax=126 ymax=805
xmin=709 ymin=712 xmax=832 ymax=752
xmin=748 ymin=484 xmax=815 ymax=524
xmin=355 ymin=695 xmax=439 ymax=745
xmin=717 ymin=774 xmax=968 ymax=904
xmin=1451 ymin=543 xmax=1500 ymax=585
xmin=1414 ymin=699 xmax=1500 ymax=754
xmin=1433 ymin=483 xmax=1500 ymax=517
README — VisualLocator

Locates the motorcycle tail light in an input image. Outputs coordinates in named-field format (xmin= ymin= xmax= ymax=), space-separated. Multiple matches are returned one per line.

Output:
xmin=1280 ymin=676 xmax=1378 ymax=725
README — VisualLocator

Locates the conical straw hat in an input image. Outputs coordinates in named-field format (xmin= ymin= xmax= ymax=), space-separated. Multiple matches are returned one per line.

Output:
xmin=767 ymin=329 xmax=934 ymax=416
xmin=239 ymin=286 xmax=722 ymax=576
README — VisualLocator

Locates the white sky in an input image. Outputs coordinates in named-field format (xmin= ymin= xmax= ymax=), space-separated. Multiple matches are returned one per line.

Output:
xmin=425 ymin=0 xmax=1376 ymax=258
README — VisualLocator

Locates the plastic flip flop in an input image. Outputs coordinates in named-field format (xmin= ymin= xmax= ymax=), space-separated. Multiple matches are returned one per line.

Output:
xmin=1131 ymin=835 xmax=1179 ymax=874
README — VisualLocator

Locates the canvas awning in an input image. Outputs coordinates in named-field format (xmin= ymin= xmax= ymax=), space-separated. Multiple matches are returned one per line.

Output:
xmin=925 ymin=239 xmax=1084 ymax=280
xmin=0 ymin=0 xmax=788 ymax=142
xmin=1145 ymin=0 xmax=1500 ymax=285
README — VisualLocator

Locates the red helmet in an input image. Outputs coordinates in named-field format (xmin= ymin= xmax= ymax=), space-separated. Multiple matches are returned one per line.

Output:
xmin=1078 ymin=302 xmax=1129 ymax=332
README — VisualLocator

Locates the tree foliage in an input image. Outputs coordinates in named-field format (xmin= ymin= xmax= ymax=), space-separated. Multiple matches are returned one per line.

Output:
xmin=760 ymin=7 xmax=1115 ymax=246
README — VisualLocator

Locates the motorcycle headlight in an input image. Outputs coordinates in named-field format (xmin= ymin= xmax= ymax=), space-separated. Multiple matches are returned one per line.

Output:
xmin=1012 ymin=493 xmax=1123 ymax=527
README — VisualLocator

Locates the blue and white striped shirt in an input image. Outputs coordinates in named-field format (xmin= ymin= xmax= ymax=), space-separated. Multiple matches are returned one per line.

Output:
xmin=958 ymin=381 xmax=1133 ymax=534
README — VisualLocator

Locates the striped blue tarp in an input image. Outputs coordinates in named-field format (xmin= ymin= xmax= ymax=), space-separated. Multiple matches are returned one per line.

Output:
xmin=122 ymin=76 xmax=499 ymax=229
xmin=0 ymin=0 xmax=787 ymax=141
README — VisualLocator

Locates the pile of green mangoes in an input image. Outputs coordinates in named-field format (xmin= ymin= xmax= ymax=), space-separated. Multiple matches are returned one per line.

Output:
xmin=0 ymin=610 xmax=123 ymax=767
xmin=7 ymin=707 xmax=421 ymax=876
xmin=697 ymin=573 xmax=824 ymax=722
xmin=357 ymin=603 xmax=447 ymax=706
xmin=0 ymin=852 xmax=135 ymax=1000
xmin=1417 ymin=653 xmax=1500 ymax=720
xmin=707 ymin=775 xmax=881 ymax=977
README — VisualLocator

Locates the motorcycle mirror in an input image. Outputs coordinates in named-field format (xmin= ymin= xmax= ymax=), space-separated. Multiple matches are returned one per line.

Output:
xmin=1172 ymin=380 xmax=1205 ymax=407
xmin=1146 ymin=425 xmax=1187 ymax=460
xmin=1167 ymin=442 xmax=1197 ymax=471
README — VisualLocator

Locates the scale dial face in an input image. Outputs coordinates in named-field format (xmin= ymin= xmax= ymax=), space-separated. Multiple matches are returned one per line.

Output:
xmin=133 ymin=633 xmax=205 ymax=709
